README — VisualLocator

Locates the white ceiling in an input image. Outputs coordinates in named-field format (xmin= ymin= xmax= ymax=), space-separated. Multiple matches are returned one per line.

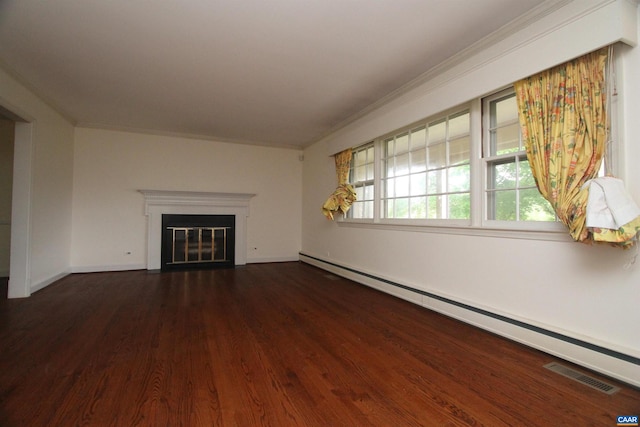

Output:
xmin=0 ymin=0 xmax=555 ymax=149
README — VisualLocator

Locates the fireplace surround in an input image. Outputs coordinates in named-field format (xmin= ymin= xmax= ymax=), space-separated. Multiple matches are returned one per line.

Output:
xmin=139 ymin=190 xmax=255 ymax=270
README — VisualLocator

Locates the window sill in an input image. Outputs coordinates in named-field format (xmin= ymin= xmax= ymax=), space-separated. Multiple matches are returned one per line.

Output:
xmin=337 ymin=218 xmax=572 ymax=242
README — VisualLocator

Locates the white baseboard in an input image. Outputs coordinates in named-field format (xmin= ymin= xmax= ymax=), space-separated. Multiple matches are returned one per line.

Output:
xmin=71 ymin=264 xmax=147 ymax=273
xmin=30 ymin=270 xmax=71 ymax=294
xmin=246 ymin=256 xmax=300 ymax=264
xmin=71 ymin=259 xmax=298 ymax=273
xmin=299 ymin=252 xmax=640 ymax=388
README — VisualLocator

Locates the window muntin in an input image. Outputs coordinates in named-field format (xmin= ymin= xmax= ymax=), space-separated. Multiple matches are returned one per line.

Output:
xmin=382 ymin=110 xmax=471 ymax=219
xmin=347 ymin=143 xmax=374 ymax=219
xmin=483 ymin=90 xmax=556 ymax=222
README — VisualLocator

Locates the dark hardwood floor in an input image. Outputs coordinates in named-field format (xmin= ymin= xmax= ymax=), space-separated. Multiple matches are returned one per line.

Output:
xmin=0 ymin=262 xmax=638 ymax=426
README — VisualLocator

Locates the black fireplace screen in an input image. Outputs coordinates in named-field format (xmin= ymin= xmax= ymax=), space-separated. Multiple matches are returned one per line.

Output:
xmin=161 ymin=214 xmax=235 ymax=271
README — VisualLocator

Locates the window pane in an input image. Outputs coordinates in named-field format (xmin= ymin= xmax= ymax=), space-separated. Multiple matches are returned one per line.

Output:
xmin=519 ymin=159 xmax=536 ymax=187
xmin=349 ymin=142 xmax=375 ymax=219
xmin=385 ymin=138 xmax=394 ymax=157
xmin=449 ymin=136 xmax=470 ymax=165
xmin=364 ymin=201 xmax=374 ymax=218
xmin=449 ymin=112 xmax=469 ymax=138
xmin=349 ymin=202 xmax=362 ymax=218
xmin=410 ymin=148 xmax=426 ymax=173
xmin=366 ymin=163 xmax=374 ymax=180
xmin=428 ymin=143 xmax=446 ymax=169
xmin=394 ymin=198 xmax=409 ymax=218
xmin=384 ymin=178 xmax=394 ymax=198
xmin=492 ymin=190 xmax=517 ymax=221
xmin=410 ymin=172 xmax=426 ymax=196
xmin=396 ymin=153 xmax=409 ymax=175
xmin=427 ymin=195 xmax=444 ymax=219
xmin=385 ymin=159 xmax=395 ymax=178
xmin=366 ymin=146 xmax=374 ymax=162
xmin=492 ymin=123 xmax=521 ymax=155
xmin=410 ymin=196 xmax=426 ymax=218
xmin=494 ymin=95 xmax=518 ymax=126
xmin=428 ymin=119 xmax=446 ymax=143
xmin=410 ymin=126 xmax=426 ymax=150
xmin=489 ymin=161 xmax=516 ymax=190
xmin=396 ymin=133 xmax=409 ymax=154
xmin=449 ymin=193 xmax=470 ymax=219
xmin=448 ymin=165 xmax=470 ymax=192
xmin=364 ymin=184 xmax=374 ymax=200
xmin=519 ymin=188 xmax=555 ymax=221
xmin=427 ymin=169 xmax=445 ymax=194
xmin=395 ymin=175 xmax=409 ymax=197
xmin=385 ymin=200 xmax=393 ymax=218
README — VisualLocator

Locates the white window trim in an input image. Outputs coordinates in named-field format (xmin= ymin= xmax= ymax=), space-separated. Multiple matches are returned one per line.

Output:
xmin=337 ymin=218 xmax=573 ymax=242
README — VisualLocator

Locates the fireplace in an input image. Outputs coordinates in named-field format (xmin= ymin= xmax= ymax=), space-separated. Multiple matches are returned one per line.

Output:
xmin=161 ymin=214 xmax=235 ymax=271
xmin=139 ymin=190 xmax=255 ymax=271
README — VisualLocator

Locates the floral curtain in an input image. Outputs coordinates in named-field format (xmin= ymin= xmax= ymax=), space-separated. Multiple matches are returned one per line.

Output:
xmin=515 ymin=48 xmax=640 ymax=247
xmin=322 ymin=149 xmax=357 ymax=220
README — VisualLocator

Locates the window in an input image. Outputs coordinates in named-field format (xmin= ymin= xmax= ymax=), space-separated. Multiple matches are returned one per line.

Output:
xmin=343 ymin=79 xmax=613 ymax=235
xmin=482 ymin=89 xmax=556 ymax=222
xmin=348 ymin=142 xmax=375 ymax=219
xmin=382 ymin=110 xmax=471 ymax=220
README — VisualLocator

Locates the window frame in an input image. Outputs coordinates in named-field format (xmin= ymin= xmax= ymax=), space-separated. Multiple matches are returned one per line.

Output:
xmin=378 ymin=109 xmax=472 ymax=223
xmin=480 ymin=88 xmax=563 ymax=232
xmin=347 ymin=142 xmax=375 ymax=220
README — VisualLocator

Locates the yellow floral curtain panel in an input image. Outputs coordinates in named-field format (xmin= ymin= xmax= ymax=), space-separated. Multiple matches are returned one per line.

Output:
xmin=322 ymin=149 xmax=357 ymax=220
xmin=515 ymin=48 xmax=640 ymax=247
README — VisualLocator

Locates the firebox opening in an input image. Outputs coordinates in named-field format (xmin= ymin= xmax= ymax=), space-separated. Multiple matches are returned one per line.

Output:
xmin=161 ymin=214 xmax=235 ymax=271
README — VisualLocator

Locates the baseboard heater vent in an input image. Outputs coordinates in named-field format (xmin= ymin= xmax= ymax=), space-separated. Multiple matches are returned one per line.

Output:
xmin=544 ymin=362 xmax=620 ymax=394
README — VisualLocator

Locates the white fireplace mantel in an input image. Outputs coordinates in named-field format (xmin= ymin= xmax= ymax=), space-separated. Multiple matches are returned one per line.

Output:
xmin=139 ymin=190 xmax=255 ymax=269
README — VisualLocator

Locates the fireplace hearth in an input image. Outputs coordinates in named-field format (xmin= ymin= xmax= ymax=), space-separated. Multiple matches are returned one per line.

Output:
xmin=161 ymin=214 xmax=235 ymax=271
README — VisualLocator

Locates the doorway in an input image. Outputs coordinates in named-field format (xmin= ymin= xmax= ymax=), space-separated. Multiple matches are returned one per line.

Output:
xmin=0 ymin=103 xmax=33 ymax=298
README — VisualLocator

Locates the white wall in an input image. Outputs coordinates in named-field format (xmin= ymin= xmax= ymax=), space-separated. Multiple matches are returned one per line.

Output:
xmin=302 ymin=0 xmax=640 ymax=386
xmin=71 ymin=128 xmax=302 ymax=271
xmin=0 ymin=67 xmax=75 ymax=296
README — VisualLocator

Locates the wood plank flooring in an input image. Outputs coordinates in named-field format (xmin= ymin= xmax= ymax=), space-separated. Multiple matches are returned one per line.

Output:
xmin=0 ymin=262 xmax=638 ymax=426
